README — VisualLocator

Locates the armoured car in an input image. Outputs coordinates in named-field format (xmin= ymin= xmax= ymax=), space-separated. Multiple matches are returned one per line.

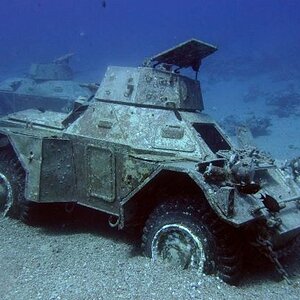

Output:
xmin=0 ymin=53 xmax=96 ymax=115
xmin=0 ymin=39 xmax=300 ymax=284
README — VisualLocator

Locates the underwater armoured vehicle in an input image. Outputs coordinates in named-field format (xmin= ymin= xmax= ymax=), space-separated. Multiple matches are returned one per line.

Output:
xmin=0 ymin=53 xmax=96 ymax=115
xmin=0 ymin=39 xmax=300 ymax=284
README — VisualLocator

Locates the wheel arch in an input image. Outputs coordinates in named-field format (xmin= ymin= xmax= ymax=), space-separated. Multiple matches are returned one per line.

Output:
xmin=0 ymin=133 xmax=24 ymax=167
xmin=121 ymin=169 xmax=212 ymax=229
xmin=0 ymin=133 xmax=12 ymax=149
xmin=0 ymin=132 xmax=42 ymax=202
xmin=0 ymin=132 xmax=27 ymax=169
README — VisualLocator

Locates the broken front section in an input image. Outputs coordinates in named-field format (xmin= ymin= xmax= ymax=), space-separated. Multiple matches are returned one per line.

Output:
xmin=200 ymin=146 xmax=300 ymax=280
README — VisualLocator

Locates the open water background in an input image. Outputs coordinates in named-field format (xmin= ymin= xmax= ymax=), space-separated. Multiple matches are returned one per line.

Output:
xmin=1 ymin=0 xmax=300 ymax=156
xmin=0 ymin=0 xmax=299 ymax=78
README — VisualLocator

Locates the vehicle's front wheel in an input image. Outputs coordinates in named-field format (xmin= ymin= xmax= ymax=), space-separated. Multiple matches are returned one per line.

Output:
xmin=142 ymin=199 xmax=243 ymax=285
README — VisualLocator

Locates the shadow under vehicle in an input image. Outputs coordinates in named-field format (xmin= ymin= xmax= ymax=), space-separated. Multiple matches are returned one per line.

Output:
xmin=0 ymin=53 xmax=96 ymax=115
xmin=0 ymin=39 xmax=300 ymax=285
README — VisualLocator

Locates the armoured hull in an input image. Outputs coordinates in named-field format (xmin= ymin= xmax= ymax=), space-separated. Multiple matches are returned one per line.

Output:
xmin=0 ymin=39 xmax=300 ymax=284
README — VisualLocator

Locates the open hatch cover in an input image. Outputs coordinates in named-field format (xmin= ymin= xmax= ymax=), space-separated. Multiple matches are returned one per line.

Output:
xmin=145 ymin=39 xmax=217 ymax=72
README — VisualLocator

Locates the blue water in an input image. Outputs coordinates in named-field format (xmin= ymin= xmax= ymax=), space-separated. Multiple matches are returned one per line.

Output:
xmin=0 ymin=0 xmax=300 ymax=157
xmin=1 ymin=0 xmax=299 ymax=75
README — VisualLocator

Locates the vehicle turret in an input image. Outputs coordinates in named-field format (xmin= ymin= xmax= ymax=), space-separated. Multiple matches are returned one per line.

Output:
xmin=95 ymin=39 xmax=216 ymax=111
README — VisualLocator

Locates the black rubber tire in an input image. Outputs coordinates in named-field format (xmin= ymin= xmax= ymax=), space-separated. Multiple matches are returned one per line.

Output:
xmin=0 ymin=150 xmax=25 ymax=218
xmin=142 ymin=199 xmax=243 ymax=285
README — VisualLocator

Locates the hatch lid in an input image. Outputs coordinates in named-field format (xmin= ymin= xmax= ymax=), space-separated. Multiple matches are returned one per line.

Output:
xmin=145 ymin=39 xmax=217 ymax=72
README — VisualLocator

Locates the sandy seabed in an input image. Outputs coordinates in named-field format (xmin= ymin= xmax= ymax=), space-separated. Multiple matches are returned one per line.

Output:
xmin=1 ymin=211 xmax=300 ymax=300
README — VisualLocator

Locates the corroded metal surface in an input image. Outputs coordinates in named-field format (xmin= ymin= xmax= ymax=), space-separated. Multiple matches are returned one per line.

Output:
xmin=95 ymin=66 xmax=203 ymax=110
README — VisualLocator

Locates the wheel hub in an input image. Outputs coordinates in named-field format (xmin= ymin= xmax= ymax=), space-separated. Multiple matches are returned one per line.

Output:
xmin=151 ymin=224 xmax=206 ymax=271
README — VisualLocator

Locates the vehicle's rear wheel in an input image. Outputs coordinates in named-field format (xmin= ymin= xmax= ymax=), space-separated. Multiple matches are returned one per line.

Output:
xmin=142 ymin=199 xmax=243 ymax=285
xmin=0 ymin=150 xmax=25 ymax=218
xmin=0 ymin=149 xmax=40 ymax=224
